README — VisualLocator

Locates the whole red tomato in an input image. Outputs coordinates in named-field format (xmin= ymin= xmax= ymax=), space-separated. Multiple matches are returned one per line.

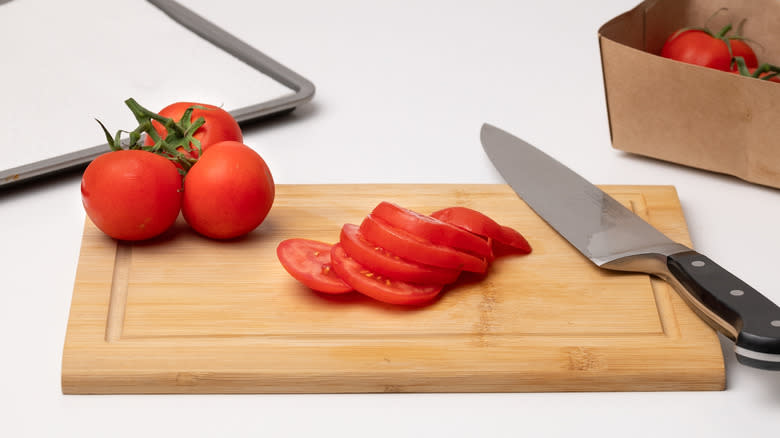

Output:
xmin=182 ymin=141 xmax=275 ymax=239
xmin=660 ymin=29 xmax=758 ymax=72
xmin=81 ymin=150 xmax=182 ymax=241
xmin=144 ymin=102 xmax=242 ymax=159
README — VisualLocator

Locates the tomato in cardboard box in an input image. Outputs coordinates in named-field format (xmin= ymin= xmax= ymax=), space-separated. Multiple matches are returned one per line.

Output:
xmin=598 ymin=0 xmax=780 ymax=189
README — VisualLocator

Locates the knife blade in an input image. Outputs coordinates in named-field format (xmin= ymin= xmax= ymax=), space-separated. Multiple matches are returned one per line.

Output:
xmin=480 ymin=123 xmax=780 ymax=370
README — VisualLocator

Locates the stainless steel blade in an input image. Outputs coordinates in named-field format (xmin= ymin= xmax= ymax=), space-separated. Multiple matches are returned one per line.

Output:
xmin=480 ymin=123 xmax=690 ymax=268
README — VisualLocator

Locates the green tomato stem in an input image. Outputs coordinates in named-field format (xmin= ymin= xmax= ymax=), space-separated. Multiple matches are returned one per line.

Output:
xmin=94 ymin=98 xmax=212 ymax=173
xmin=732 ymin=57 xmax=780 ymax=81
xmin=715 ymin=23 xmax=733 ymax=39
xmin=125 ymin=98 xmax=184 ymax=137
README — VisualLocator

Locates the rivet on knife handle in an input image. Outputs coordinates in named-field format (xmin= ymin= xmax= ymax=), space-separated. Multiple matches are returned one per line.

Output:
xmin=666 ymin=251 xmax=780 ymax=370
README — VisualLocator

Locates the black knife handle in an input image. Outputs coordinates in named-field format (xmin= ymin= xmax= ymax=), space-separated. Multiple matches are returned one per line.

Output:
xmin=667 ymin=251 xmax=780 ymax=370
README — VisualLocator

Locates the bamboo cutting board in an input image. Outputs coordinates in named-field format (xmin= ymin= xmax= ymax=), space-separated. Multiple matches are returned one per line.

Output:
xmin=62 ymin=184 xmax=725 ymax=394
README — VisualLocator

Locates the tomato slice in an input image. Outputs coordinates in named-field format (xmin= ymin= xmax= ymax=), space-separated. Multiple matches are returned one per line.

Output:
xmin=370 ymin=201 xmax=491 ymax=257
xmin=430 ymin=207 xmax=532 ymax=254
xmin=276 ymin=239 xmax=353 ymax=294
xmin=359 ymin=215 xmax=488 ymax=273
xmin=330 ymin=244 xmax=443 ymax=305
xmin=339 ymin=223 xmax=461 ymax=285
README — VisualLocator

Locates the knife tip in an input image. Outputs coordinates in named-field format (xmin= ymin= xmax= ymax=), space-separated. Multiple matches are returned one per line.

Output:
xmin=480 ymin=123 xmax=500 ymax=147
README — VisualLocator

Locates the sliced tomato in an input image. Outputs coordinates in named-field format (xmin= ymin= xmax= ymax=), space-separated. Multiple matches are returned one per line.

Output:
xmin=430 ymin=207 xmax=532 ymax=254
xmin=359 ymin=215 xmax=488 ymax=273
xmin=485 ymin=237 xmax=496 ymax=262
xmin=330 ymin=244 xmax=442 ymax=305
xmin=339 ymin=223 xmax=461 ymax=285
xmin=370 ymin=201 xmax=491 ymax=257
xmin=276 ymin=239 xmax=353 ymax=294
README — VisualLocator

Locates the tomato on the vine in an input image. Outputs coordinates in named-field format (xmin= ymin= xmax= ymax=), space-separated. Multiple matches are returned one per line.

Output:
xmin=182 ymin=141 xmax=275 ymax=239
xmin=89 ymin=99 xmax=275 ymax=241
xmin=660 ymin=26 xmax=758 ymax=72
xmin=81 ymin=150 xmax=182 ymax=241
xmin=144 ymin=101 xmax=242 ymax=160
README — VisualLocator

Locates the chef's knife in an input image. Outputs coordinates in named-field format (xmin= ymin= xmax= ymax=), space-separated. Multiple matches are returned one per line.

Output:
xmin=480 ymin=123 xmax=780 ymax=370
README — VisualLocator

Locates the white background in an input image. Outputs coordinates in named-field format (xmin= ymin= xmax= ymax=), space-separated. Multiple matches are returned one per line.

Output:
xmin=2 ymin=0 xmax=780 ymax=436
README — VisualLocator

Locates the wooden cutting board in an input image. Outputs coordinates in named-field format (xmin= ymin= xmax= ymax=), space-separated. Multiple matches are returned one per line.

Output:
xmin=61 ymin=184 xmax=725 ymax=394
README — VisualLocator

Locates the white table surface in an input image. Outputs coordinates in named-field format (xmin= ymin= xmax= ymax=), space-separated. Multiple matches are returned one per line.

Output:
xmin=2 ymin=0 xmax=779 ymax=436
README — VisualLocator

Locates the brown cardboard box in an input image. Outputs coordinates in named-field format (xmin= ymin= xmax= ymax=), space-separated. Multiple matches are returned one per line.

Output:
xmin=598 ymin=0 xmax=780 ymax=189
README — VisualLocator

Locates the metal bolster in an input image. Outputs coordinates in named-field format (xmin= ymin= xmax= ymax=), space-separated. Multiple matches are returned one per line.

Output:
xmin=600 ymin=245 xmax=740 ymax=342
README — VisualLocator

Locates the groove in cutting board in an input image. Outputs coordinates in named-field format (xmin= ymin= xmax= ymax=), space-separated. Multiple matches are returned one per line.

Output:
xmin=62 ymin=184 xmax=725 ymax=393
xmin=105 ymin=243 xmax=131 ymax=343
xmin=651 ymin=277 xmax=682 ymax=339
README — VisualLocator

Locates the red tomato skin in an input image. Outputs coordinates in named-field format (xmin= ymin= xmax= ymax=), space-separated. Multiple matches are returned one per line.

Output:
xmin=359 ymin=215 xmax=488 ymax=273
xmin=81 ymin=150 xmax=182 ymax=241
xmin=729 ymin=39 xmax=759 ymax=70
xmin=339 ymin=223 xmax=461 ymax=285
xmin=330 ymin=244 xmax=442 ymax=305
xmin=430 ymin=207 xmax=531 ymax=254
xmin=144 ymin=102 xmax=242 ymax=158
xmin=277 ymin=239 xmax=352 ymax=294
xmin=370 ymin=201 xmax=492 ymax=257
xmin=182 ymin=141 xmax=274 ymax=239
xmin=661 ymin=30 xmax=731 ymax=70
xmin=660 ymin=30 xmax=757 ymax=72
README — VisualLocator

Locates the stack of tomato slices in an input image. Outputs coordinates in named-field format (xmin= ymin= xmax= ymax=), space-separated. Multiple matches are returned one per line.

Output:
xmin=276 ymin=202 xmax=531 ymax=306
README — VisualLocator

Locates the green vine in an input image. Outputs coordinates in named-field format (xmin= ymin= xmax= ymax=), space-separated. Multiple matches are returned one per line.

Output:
xmin=733 ymin=57 xmax=780 ymax=81
xmin=96 ymin=98 xmax=208 ymax=173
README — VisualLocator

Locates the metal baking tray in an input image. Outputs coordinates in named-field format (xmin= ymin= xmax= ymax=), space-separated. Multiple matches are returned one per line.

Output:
xmin=0 ymin=0 xmax=314 ymax=189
